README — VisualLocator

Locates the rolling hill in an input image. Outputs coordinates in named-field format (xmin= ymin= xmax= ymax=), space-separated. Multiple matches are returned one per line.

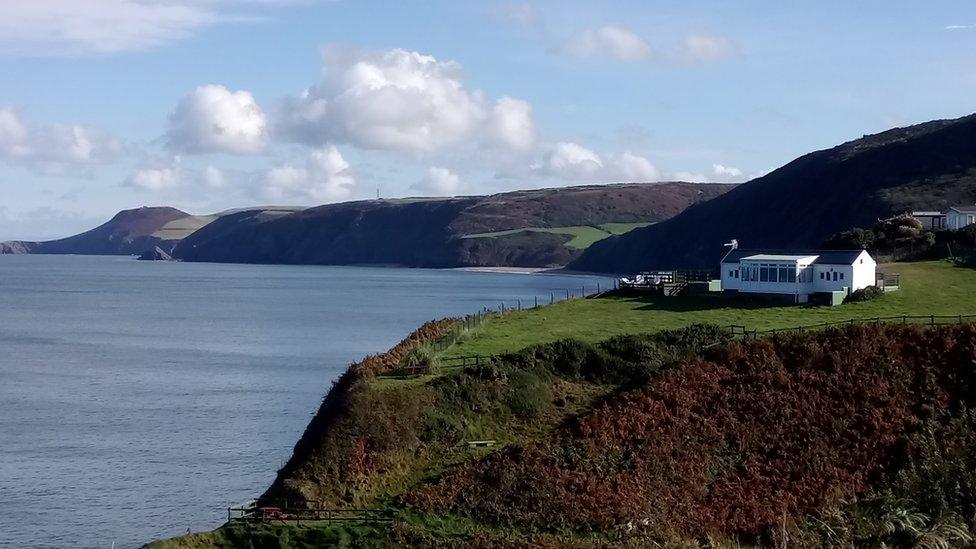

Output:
xmin=172 ymin=182 xmax=731 ymax=268
xmin=0 ymin=206 xmax=193 ymax=256
xmin=572 ymin=113 xmax=976 ymax=273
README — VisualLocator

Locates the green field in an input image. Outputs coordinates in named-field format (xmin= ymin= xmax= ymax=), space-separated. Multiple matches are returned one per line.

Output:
xmin=152 ymin=215 xmax=219 ymax=240
xmin=444 ymin=261 xmax=976 ymax=359
xmin=460 ymin=222 xmax=650 ymax=250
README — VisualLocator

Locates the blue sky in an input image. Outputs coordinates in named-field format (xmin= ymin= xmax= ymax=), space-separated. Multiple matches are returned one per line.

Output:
xmin=1 ymin=0 xmax=975 ymax=240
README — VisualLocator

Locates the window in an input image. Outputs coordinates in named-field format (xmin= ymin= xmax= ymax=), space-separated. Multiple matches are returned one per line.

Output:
xmin=820 ymin=272 xmax=825 ymax=280
xmin=729 ymin=270 xmax=733 ymax=278
xmin=760 ymin=266 xmax=769 ymax=282
xmin=839 ymin=272 xmax=844 ymax=280
xmin=832 ymin=272 xmax=838 ymax=281
xmin=734 ymin=269 xmax=739 ymax=279
xmin=779 ymin=266 xmax=792 ymax=282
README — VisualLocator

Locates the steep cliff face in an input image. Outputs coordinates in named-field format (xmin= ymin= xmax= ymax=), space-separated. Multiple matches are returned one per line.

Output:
xmin=572 ymin=114 xmax=976 ymax=272
xmin=173 ymin=183 xmax=731 ymax=267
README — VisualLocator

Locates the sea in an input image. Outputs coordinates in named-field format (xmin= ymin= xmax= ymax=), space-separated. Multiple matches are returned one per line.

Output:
xmin=0 ymin=255 xmax=612 ymax=548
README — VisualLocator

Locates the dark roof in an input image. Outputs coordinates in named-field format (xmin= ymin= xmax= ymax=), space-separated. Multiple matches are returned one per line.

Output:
xmin=950 ymin=205 xmax=976 ymax=213
xmin=720 ymin=248 xmax=867 ymax=265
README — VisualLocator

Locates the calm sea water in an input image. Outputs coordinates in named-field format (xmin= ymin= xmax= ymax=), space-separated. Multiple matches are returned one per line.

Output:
xmin=0 ymin=255 xmax=611 ymax=548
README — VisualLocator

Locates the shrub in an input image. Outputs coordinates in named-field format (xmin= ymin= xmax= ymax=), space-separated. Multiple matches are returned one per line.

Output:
xmin=409 ymin=325 xmax=976 ymax=541
xmin=845 ymin=285 xmax=884 ymax=303
xmin=401 ymin=345 xmax=439 ymax=373
xmin=505 ymin=370 xmax=549 ymax=419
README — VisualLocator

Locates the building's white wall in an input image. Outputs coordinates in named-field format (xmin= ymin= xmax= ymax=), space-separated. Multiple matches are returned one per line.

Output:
xmin=720 ymin=261 xmax=740 ymax=290
xmin=814 ymin=265 xmax=855 ymax=293
xmin=851 ymin=251 xmax=877 ymax=291
xmin=948 ymin=211 xmax=976 ymax=230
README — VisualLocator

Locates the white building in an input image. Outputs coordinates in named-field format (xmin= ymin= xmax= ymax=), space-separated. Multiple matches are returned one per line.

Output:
xmin=946 ymin=206 xmax=976 ymax=230
xmin=720 ymin=249 xmax=877 ymax=303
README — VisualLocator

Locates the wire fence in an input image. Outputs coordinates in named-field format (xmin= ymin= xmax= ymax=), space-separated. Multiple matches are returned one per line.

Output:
xmin=228 ymin=499 xmax=394 ymax=525
xmin=728 ymin=314 xmax=976 ymax=339
xmin=430 ymin=280 xmax=615 ymax=358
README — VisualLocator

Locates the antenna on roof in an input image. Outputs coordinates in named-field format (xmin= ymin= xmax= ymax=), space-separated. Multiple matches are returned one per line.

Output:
xmin=720 ymin=239 xmax=738 ymax=264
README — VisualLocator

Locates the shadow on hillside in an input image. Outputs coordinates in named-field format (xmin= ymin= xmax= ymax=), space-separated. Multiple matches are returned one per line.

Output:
xmin=620 ymin=294 xmax=787 ymax=313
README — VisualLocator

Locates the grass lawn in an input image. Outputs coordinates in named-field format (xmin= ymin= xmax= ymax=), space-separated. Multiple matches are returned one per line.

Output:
xmin=444 ymin=261 xmax=976 ymax=358
xmin=461 ymin=223 xmax=649 ymax=250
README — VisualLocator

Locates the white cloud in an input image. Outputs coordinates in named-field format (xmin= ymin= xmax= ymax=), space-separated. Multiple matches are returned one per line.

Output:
xmin=608 ymin=151 xmax=661 ymax=181
xmin=264 ymin=146 xmax=355 ymax=203
xmin=203 ymin=165 xmax=227 ymax=188
xmin=496 ymin=2 xmax=540 ymax=28
xmin=946 ymin=24 xmax=976 ymax=30
xmin=559 ymin=27 xmax=733 ymax=64
xmin=561 ymin=26 xmax=651 ymax=61
xmin=712 ymin=163 xmax=742 ymax=179
xmin=535 ymin=142 xmax=660 ymax=183
xmin=166 ymin=84 xmax=267 ymax=154
xmin=485 ymin=97 xmax=536 ymax=152
xmin=126 ymin=165 xmax=180 ymax=191
xmin=0 ymin=1 xmax=302 ymax=54
xmin=278 ymin=46 xmax=535 ymax=155
xmin=679 ymin=33 xmax=734 ymax=62
xmin=411 ymin=166 xmax=463 ymax=197
xmin=0 ymin=107 xmax=120 ymax=171
xmin=672 ymin=171 xmax=709 ymax=183
xmin=542 ymin=142 xmax=604 ymax=178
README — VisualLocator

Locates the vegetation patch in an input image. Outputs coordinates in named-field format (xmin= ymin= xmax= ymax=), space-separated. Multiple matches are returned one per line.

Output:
xmin=409 ymin=324 xmax=976 ymax=546
xmin=461 ymin=223 xmax=649 ymax=250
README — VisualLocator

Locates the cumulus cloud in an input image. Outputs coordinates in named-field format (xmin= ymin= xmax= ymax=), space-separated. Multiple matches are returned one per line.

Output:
xmin=495 ymin=2 xmax=541 ymax=28
xmin=166 ymin=84 xmax=267 ymax=154
xmin=411 ymin=166 xmax=464 ymax=197
xmin=679 ymin=33 xmax=734 ymax=62
xmin=535 ymin=142 xmax=660 ymax=183
xmin=560 ymin=26 xmax=733 ymax=64
xmin=485 ymin=97 xmax=536 ymax=152
xmin=278 ymin=46 xmax=535 ymax=154
xmin=202 ymin=165 xmax=227 ymax=188
xmin=125 ymin=163 xmax=180 ymax=191
xmin=608 ymin=151 xmax=661 ymax=181
xmin=712 ymin=163 xmax=742 ymax=179
xmin=0 ymin=1 xmax=301 ymax=54
xmin=561 ymin=26 xmax=651 ymax=61
xmin=0 ymin=107 xmax=121 ymax=171
xmin=264 ymin=146 xmax=355 ymax=203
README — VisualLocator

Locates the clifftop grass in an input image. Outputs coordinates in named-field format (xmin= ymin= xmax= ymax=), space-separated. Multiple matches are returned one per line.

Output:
xmin=446 ymin=261 xmax=976 ymax=358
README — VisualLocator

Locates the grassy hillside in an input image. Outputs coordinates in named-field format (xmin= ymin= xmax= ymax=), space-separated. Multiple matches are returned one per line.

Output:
xmin=445 ymin=261 xmax=975 ymax=358
xmin=149 ymin=261 xmax=976 ymax=548
xmin=460 ymin=222 xmax=651 ymax=251
xmin=174 ymin=183 xmax=729 ymax=268
xmin=572 ymin=113 xmax=976 ymax=272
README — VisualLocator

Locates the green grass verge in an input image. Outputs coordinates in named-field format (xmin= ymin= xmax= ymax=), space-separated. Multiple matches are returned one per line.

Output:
xmin=460 ymin=222 xmax=650 ymax=250
xmin=444 ymin=261 xmax=976 ymax=359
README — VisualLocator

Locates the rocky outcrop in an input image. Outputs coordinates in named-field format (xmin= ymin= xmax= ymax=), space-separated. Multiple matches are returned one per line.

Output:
xmin=137 ymin=246 xmax=174 ymax=261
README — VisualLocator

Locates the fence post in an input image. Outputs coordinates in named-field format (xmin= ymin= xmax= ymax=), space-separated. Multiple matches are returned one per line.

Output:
xmin=535 ymin=296 xmax=538 ymax=308
xmin=518 ymin=299 xmax=522 ymax=311
xmin=550 ymin=292 xmax=554 ymax=304
xmin=931 ymin=315 xmax=935 ymax=326
xmin=565 ymin=289 xmax=570 ymax=300
xmin=597 ymin=282 xmax=601 ymax=293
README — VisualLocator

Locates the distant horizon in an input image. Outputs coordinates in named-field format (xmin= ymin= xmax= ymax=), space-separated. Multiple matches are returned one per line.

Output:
xmin=2 ymin=0 xmax=975 ymax=240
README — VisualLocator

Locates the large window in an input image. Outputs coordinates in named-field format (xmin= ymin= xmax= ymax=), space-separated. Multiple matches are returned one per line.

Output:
xmin=779 ymin=266 xmax=792 ymax=283
xmin=760 ymin=266 xmax=769 ymax=282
